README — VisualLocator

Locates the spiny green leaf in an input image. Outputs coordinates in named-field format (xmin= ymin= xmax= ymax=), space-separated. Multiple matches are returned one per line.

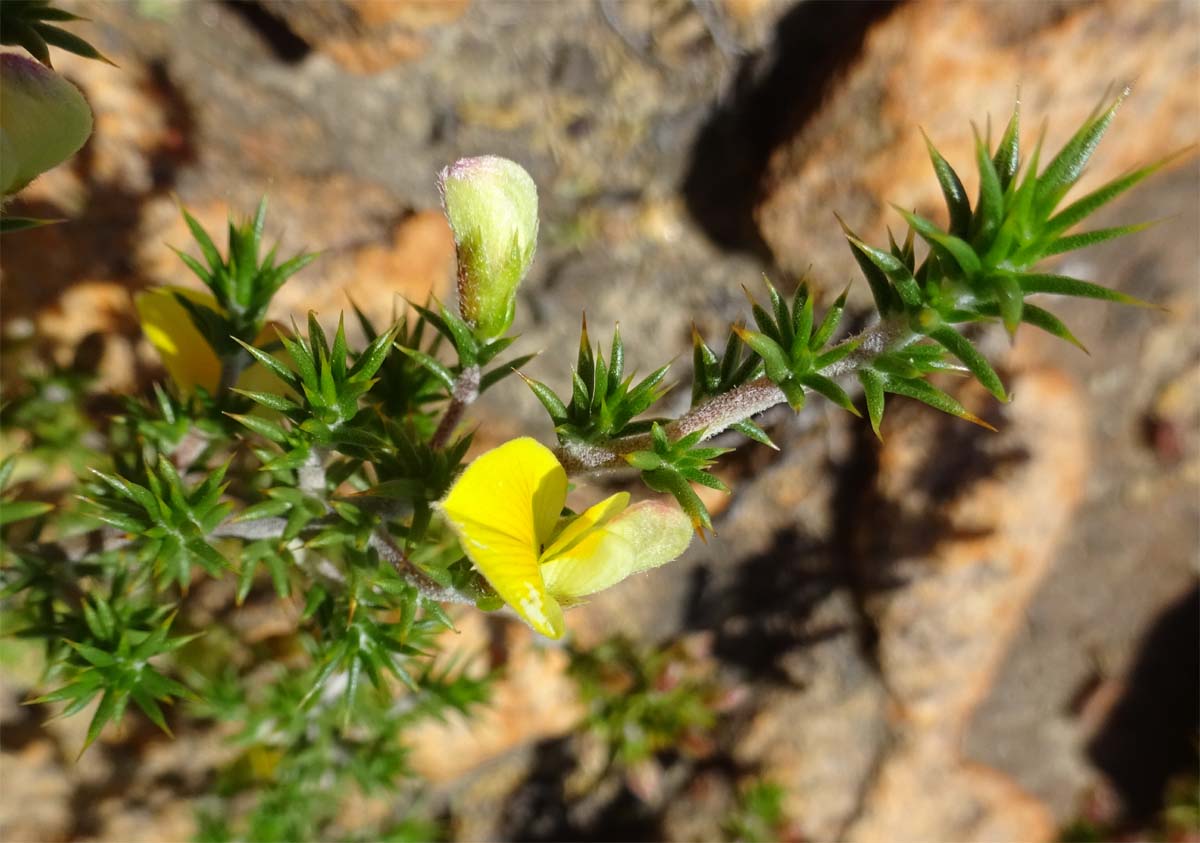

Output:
xmin=0 ymin=216 xmax=63 ymax=233
xmin=395 ymin=347 xmax=455 ymax=391
xmin=844 ymin=234 xmax=923 ymax=309
xmin=992 ymin=104 xmax=1021 ymax=192
xmin=233 ymin=498 xmax=292 ymax=522
xmin=1042 ymin=221 xmax=1157 ymax=257
xmin=1014 ymin=272 xmax=1155 ymax=307
xmin=520 ymin=374 xmax=568 ymax=422
xmin=989 ymin=272 xmax=1025 ymax=337
xmin=36 ymin=23 xmax=115 ymax=66
xmin=130 ymin=688 xmax=172 ymax=737
xmin=882 ymin=375 xmax=997 ymax=432
xmin=892 ymin=206 xmax=981 ymax=278
xmin=800 ymin=373 xmax=861 ymax=417
xmin=349 ymin=325 xmax=399 ymax=383
xmin=926 ymin=324 xmax=1007 ymax=402
xmin=730 ymin=419 xmax=776 ymax=450
xmin=609 ymin=325 xmax=625 ymax=385
xmin=794 ymin=286 xmax=815 ymax=348
xmin=1034 ymin=91 xmax=1125 ymax=219
xmin=479 ymin=353 xmax=537 ymax=393
xmin=810 ymin=287 xmax=848 ymax=351
xmin=778 ymin=377 xmax=806 ymax=411
xmin=5 ymin=19 xmax=51 ymax=66
xmin=1014 ymin=303 xmax=1088 ymax=353
xmin=227 ymin=412 xmax=290 ymax=444
xmin=0 ymin=500 xmax=53 ymax=526
xmin=813 ymin=336 xmax=861 ymax=370
xmin=232 ymin=338 xmax=295 ymax=386
xmin=839 ymin=218 xmax=903 ymax=315
xmin=67 ymin=640 xmax=116 ymax=667
xmin=735 ymin=326 xmax=790 ymax=383
xmin=81 ymin=688 xmax=126 ymax=756
xmin=858 ymin=368 xmax=885 ymax=440
xmin=0 ymin=456 xmax=16 ymax=493
xmin=230 ymin=389 xmax=298 ymax=413
xmin=970 ymin=127 xmax=1005 ymax=249
xmin=1045 ymin=147 xmax=1192 ymax=237
xmin=922 ymin=128 xmax=973 ymax=237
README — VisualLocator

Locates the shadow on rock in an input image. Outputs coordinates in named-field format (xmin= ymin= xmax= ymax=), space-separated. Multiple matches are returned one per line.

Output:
xmin=1087 ymin=583 xmax=1200 ymax=828
xmin=681 ymin=0 xmax=900 ymax=258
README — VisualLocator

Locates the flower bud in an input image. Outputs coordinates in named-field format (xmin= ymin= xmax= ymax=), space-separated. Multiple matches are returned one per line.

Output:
xmin=437 ymin=155 xmax=538 ymax=339
xmin=0 ymin=54 xmax=93 ymax=197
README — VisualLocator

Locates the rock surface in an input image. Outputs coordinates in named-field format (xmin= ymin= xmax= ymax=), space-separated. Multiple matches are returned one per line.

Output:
xmin=0 ymin=0 xmax=1196 ymax=841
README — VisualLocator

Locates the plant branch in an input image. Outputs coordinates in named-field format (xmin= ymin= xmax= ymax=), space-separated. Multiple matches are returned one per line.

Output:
xmin=430 ymin=365 xmax=480 ymax=449
xmin=557 ymin=316 xmax=915 ymax=475
xmin=213 ymin=517 xmax=476 ymax=605
xmin=297 ymin=448 xmax=327 ymax=497
xmin=367 ymin=529 xmax=477 ymax=605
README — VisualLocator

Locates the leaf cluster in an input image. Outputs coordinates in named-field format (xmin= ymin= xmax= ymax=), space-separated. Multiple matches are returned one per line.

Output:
xmin=174 ymin=199 xmax=316 ymax=360
xmin=0 ymin=0 xmax=112 ymax=67
xmin=840 ymin=92 xmax=1169 ymax=431
xmin=29 ymin=594 xmax=198 ymax=755
xmin=85 ymin=457 xmax=232 ymax=591
xmin=734 ymin=279 xmax=859 ymax=415
xmin=525 ymin=318 xmax=671 ymax=442
xmin=627 ymin=424 xmax=729 ymax=537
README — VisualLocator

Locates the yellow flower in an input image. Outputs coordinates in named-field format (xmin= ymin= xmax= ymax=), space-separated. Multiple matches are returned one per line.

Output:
xmin=134 ymin=286 xmax=283 ymax=396
xmin=436 ymin=438 xmax=693 ymax=638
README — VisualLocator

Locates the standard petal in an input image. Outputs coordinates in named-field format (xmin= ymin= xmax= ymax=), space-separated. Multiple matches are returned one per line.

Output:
xmin=436 ymin=438 xmax=569 ymax=638
xmin=134 ymin=287 xmax=222 ymax=394
xmin=438 ymin=437 xmax=567 ymax=550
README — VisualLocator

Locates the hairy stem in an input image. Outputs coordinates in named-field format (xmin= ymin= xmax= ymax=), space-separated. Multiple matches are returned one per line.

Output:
xmin=430 ymin=365 xmax=481 ymax=449
xmin=297 ymin=448 xmax=327 ymax=498
xmin=367 ymin=529 xmax=477 ymax=605
xmin=557 ymin=316 xmax=915 ymax=475
xmin=213 ymin=517 xmax=479 ymax=605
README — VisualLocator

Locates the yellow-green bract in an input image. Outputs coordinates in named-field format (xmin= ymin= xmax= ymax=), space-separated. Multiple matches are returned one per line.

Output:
xmin=437 ymin=155 xmax=539 ymax=340
xmin=0 ymin=53 xmax=92 ymax=197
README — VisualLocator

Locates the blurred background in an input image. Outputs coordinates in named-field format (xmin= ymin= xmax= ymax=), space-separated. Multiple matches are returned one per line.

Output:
xmin=1 ymin=1 xmax=1197 ymax=841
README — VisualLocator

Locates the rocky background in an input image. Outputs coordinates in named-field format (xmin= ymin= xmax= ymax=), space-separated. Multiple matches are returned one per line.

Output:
xmin=1 ymin=0 xmax=1198 ymax=841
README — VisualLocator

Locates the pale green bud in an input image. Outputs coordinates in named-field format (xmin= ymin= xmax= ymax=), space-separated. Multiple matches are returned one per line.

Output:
xmin=437 ymin=155 xmax=538 ymax=339
xmin=0 ymin=54 xmax=93 ymax=197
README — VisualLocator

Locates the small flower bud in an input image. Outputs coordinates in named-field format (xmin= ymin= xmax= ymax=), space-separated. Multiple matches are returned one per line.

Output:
xmin=0 ymin=54 xmax=93 ymax=197
xmin=437 ymin=155 xmax=538 ymax=339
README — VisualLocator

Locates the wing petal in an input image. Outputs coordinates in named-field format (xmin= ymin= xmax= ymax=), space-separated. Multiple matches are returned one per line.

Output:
xmin=541 ymin=500 xmax=692 ymax=602
xmin=542 ymin=491 xmax=629 ymax=560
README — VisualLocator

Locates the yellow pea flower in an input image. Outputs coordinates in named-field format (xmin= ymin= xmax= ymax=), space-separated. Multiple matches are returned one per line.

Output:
xmin=436 ymin=437 xmax=693 ymax=639
xmin=134 ymin=286 xmax=283 ymax=396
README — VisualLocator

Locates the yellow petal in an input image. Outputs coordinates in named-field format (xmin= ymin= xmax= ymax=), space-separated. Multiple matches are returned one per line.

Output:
xmin=541 ymin=500 xmax=692 ymax=602
xmin=134 ymin=286 xmax=222 ymax=393
xmin=540 ymin=526 xmax=635 ymax=601
xmin=542 ymin=491 xmax=629 ymax=560
xmin=437 ymin=438 xmax=568 ymax=637
xmin=440 ymin=515 xmax=564 ymax=638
